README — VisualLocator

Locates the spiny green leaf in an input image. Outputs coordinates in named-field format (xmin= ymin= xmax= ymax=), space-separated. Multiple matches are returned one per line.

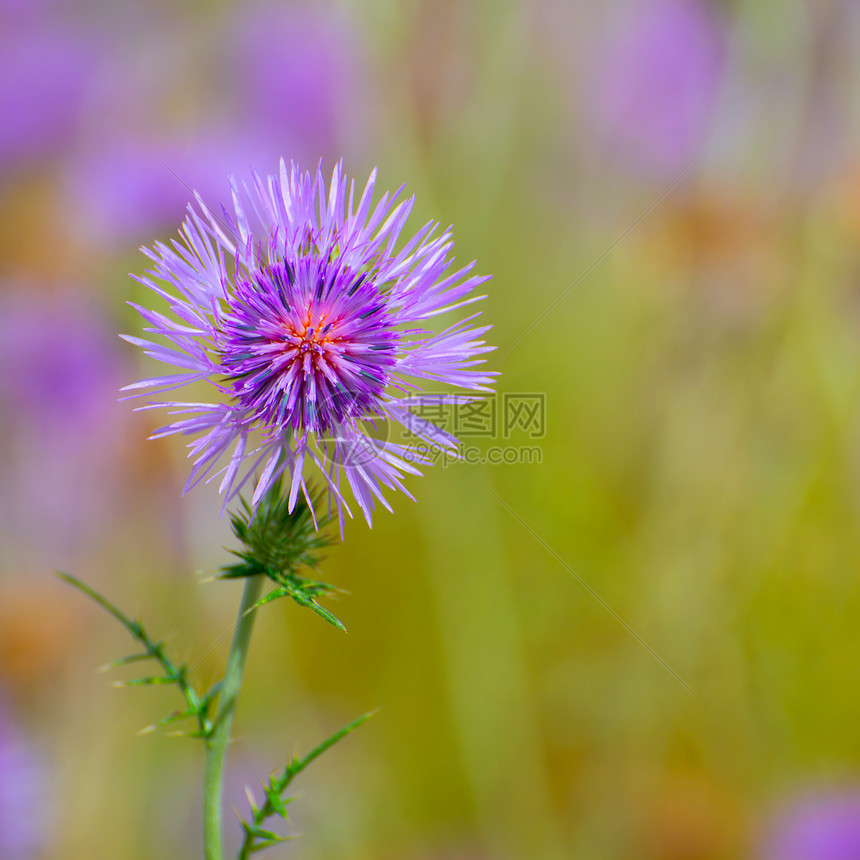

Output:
xmin=97 ymin=652 xmax=154 ymax=671
xmin=253 ymin=580 xmax=347 ymax=632
xmin=241 ymin=823 xmax=284 ymax=842
xmin=114 ymin=676 xmax=174 ymax=687
xmin=264 ymin=787 xmax=292 ymax=819
xmin=56 ymin=571 xmax=210 ymax=741
xmin=138 ymin=708 xmax=200 ymax=735
xmin=290 ymin=593 xmax=347 ymax=633
xmin=249 ymin=839 xmax=288 ymax=854
xmin=244 ymin=787 xmax=260 ymax=820
xmin=285 ymin=711 xmax=377 ymax=781
xmin=218 ymin=563 xmax=257 ymax=580
xmin=56 ymin=572 xmax=139 ymax=635
xmin=202 ymin=680 xmax=222 ymax=707
xmin=237 ymin=711 xmax=375 ymax=858
xmin=251 ymin=587 xmax=290 ymax=611
xmin=263 ymin=794 xmax=288 ymax=820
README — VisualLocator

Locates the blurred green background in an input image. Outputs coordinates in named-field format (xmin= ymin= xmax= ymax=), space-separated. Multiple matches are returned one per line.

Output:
xmin=2 ymin=0 xmax=860 ymax=858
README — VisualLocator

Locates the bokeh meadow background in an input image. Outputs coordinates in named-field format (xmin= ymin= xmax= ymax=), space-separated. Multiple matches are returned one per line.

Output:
xmin=2 ymin=0 xmax=860 ymax=857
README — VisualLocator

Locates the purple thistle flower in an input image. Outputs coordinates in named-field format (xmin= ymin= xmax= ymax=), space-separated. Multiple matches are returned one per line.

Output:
xmin=125 ymin=161 xmax=495 ymax=525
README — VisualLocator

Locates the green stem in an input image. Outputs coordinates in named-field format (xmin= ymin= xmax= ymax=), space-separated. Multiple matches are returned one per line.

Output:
xmin=203 ymin=575 xmax=264 ymax=860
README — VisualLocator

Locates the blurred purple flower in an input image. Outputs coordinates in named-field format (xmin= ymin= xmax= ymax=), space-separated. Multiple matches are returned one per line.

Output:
xmin=589 ymin=0 xmax=726 ymax=177
xmin=65 ymin=2 xmax=367 ymax=246
xmin=0 ymin=290 xmax=128 ymax=566
xmin=231 ymin=2 xmax=366 ymax=164
xmin=0 ymin=695 xmax=44 ymax=858
xmin=763 ymin=789 xmax=860 ymax=860
xmin=0 ymin=24 xmax=94 ymax=174
xmin=0 ymin=0 xmax=54 ymax=20
xmin=68 ymin=138 xmax=193 ymax=244
xmin=67 ymin=131 xmax=284 ymax=246
xmin=0 ymin=294 xmax=117 ymax=422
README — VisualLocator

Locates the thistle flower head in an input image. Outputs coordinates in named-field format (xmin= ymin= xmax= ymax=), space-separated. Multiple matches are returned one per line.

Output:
xmin=125 ymin=161 xmax=495 ymax=525
xmin=220 ymin=256 xmax=398 ymax=436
